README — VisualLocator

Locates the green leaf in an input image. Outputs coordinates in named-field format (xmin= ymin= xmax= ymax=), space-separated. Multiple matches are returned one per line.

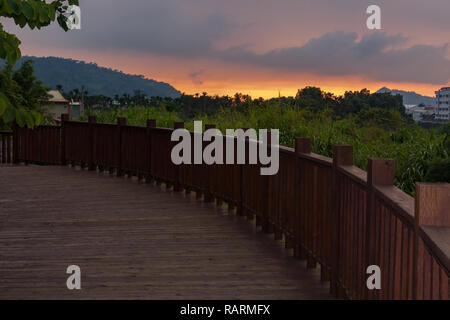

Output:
xmin=15 ymin=14 xmax=27 ymax=28
xmin=31 ymin=110 xmax=43 ymax=126
xmin=0 ymin=94 xmax=7 ymax=117
xmin=57 ymin=14 xmax=69 ymax=31
xmin=38 ymin=5 xmax=49 ymax=23
xmin=2 ymin=0 xmax=13 ymax=15
xmin=22 ymin=2 xmax=35 ymax=20
xmin=24 ymin=110 xmax=34 ymax=128
xmin=14 ymin=107 xmax=25 ymax=127
xmin=30 ymin=0 xmax=38 ymax=20
xmin=5 ymin=44 xmax=16 ymax=64
xmin=48 ymin=5 xmax=56 ymax=21
xmin=0 ymin=41 xmax=6 ymax=59
xmin=15 ymin=45 xmax=21 ymax=61
xmin=3 ymin=104 xmax=16 ymax=124
xmin=7 ymin=0 xmax=21 ymax=15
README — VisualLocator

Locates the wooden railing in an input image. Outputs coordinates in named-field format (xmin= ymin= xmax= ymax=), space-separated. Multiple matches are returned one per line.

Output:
xmin=0 ymin=130 xmax=14 ymax=164
xmin=10 ymin=114 xmax=450 ymax=300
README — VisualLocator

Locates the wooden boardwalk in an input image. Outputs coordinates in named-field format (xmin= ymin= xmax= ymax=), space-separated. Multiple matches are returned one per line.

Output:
xmin=0 ymin=165 xmax=331 ymax=300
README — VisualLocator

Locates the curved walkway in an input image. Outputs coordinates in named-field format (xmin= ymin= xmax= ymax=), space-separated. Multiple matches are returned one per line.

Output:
xmin=0 ymin=165 xmax=331 ymax=299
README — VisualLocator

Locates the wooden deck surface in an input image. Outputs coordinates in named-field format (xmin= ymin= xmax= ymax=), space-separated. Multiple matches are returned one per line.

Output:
xmin=0 ymin=165 xmax=331 ymax=300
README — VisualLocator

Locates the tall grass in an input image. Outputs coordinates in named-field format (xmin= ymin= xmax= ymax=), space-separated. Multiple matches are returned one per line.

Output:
xmin=79 ymin=106 xmax=181 ymax=128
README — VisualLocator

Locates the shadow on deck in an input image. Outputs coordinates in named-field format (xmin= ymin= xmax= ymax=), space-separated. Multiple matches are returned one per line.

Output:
xmin=0 ymin=165 xmax=331 ymax=300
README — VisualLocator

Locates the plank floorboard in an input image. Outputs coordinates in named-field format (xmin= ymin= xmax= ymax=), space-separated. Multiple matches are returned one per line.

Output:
xmin=0 ymin=165 xmax=332 ymax=299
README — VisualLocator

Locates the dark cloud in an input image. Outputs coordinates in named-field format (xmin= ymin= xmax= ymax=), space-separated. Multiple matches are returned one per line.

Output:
xmin=80 ymin=1 xmax=230 ymax=57
xmin=215 ymin=32 xmax=450 ymax=84
xmin=189 ymin=70 xmax=205 ymax=85
xmin=3 ymin=1 xmax=449 ymax=85
xmin=4 ymin=0 xmax=232 ymax=57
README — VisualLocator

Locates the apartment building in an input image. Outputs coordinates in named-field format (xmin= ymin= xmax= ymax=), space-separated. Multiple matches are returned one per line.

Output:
xmin=436 ymin=87 xmax=450 ymax=121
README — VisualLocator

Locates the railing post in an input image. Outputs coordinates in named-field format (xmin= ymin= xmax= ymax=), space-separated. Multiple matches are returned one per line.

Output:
xmin=7 ymin=132 xmax=12 ymax=164
xmin=257 ymin=132 xmax=274 ymax=227
xmin=414 ymin=183 xmax=450 ymax=300
xmin=61 ymin=114 xmax=69 ymax=166
xmin=1 ymin=132 xmax=7 ymax=164
xmin=203 ymin=124 xmax=216 ymax=202
xmin=366 ymin=158 xmax=395 ymax=299
xmin=237 ymin=128 xmax=249 ymax=216
xmin=117 ymin=117 xmax=126 ymax=177
xmin=145 ymin=119 xmax=156 ymax=183
xmin=88 ymin=116 xmax=97 ymax=171
xmin=173 ymin=122 xmax=185 ymax=192
xmin=1 ymin=132 xmax=5 ymax=164
xmin=236 ymin=136 xmax=243 ymax=215
xmin=12 ymin=121 xmax=19 ymax=164
xmin=293 ymin=137 xmax=311 ymax=259
xmin=262 ymin=130 xmax=273 ymax=231
xmin=295 ymin=137 xmax=311 ymax=154
xmin=331 ymin=145 xmax=353 ymax=297
xmin=302 ymin=138 xmax=318 ymax=269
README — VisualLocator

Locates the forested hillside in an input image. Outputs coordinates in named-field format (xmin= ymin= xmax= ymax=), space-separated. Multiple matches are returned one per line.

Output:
xmin=13 ymin=56 xmax=181 ymax=98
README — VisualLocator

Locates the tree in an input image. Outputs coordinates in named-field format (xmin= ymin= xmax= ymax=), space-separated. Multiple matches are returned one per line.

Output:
xmin=295 ymin=86 xmax=338 ymax=112
xmin=0 ymin=0 xmax=79 ymax=127
xmin=0 ymin=59 xmax=47 ymax=128
xmin=334 ymin=89 xmax=405 ymax=118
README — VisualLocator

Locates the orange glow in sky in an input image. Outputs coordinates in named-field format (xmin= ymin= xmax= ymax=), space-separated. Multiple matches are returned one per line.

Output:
xmin=9 ymin=0 xmax=450 ymax=100
xmin=24 ymin=46 xmax=444 ymax=99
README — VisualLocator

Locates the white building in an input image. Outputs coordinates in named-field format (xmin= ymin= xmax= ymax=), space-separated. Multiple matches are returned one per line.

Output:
xmin=436 ymin=87 xmax=450 ymax=121
xmin=405 ymin=105 xmax=424 ymax=122
xmin=405 ymin=104 xmax=437 ymax=122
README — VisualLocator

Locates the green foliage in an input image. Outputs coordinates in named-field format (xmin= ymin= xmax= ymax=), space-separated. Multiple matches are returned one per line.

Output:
xmin=0 ymin=0 xmax=79 ymax=127
xmin=0 ymin=60 xmax=46 ymax=128
xmin=295 ymin=86 xmax=337 ymax=112
xmin=335 ymin=89 xmax=405 ymax=117
xmin=424 ymin=158 xmax=450 ymax=183
xmin=78 ymin=90 xmax=449 ymax=196
xmin=79 ymin=105 xmax=182 ymax=128
xmin=0 ymin=0 xmax=79 ymax=65
xmin=435 ymin=123 xmax=450 ymax=150
xmin=356 ymin=108 xmax=404 ymax=130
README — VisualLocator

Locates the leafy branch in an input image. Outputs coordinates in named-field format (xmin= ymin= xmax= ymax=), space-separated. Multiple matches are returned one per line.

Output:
xmin=0 ymin=0 xmax=79 ymax=127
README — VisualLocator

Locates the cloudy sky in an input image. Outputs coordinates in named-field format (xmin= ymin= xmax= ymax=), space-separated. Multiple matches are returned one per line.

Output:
xmin=3 ymin=0 xmax=450 ymax=97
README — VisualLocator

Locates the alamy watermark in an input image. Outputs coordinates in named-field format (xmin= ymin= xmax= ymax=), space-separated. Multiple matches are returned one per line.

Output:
xmin=66 ymin=265 xmax=81 ymax=290
xmin=171 ymin=121 xmax=280 ymax=176
xmin=366 ymin=5 xmax=381 ymax=30
xmin=67 ymin=5 xmax=81 ymax=30
xmin=366 ymin=265 xmax=381 ymax=290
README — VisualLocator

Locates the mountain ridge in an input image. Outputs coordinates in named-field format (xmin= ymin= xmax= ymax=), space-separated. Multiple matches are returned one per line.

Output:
xmin=14 ymin=56 xmax=181 ymax=98
xmin=376 ymin=87 xmax=435 ymax=106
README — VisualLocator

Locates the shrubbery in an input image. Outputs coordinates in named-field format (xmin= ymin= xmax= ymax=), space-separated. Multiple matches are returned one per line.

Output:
xmin=80 ymin=94 xmax=449 ymax=195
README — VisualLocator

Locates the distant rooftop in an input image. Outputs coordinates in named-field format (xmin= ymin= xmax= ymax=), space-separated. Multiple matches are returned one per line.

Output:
xmin=46 ymin=90 xmax=69 ymax=103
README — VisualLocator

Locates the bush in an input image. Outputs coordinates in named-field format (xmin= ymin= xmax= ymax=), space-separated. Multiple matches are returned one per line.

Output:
xmin=424 ymin=158 xmax=450 ymax=183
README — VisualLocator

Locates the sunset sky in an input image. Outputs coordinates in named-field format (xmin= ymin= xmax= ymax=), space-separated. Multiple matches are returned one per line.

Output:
xmin=3 ymin=0 xmax=450 ymax=98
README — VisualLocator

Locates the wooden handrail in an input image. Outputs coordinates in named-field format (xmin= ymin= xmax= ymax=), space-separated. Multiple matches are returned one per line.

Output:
xmin=9 ymin=114 xmax=450 ymax=300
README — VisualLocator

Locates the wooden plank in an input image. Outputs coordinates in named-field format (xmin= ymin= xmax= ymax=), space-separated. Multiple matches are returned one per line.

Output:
xmin=0 ymin=166 xmax=332 ymax=300
xmin=416 ymin=183 xmax=450 ymax=227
